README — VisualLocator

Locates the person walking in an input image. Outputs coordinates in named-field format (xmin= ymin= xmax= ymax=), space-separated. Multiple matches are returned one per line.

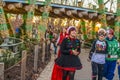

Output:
xmin=104 ymin=29 xmax=120 ymax=80
xmin=88 ymin=28 xmax=108 ymax=80
xmin=54 ymin=26 xmax=82 ymax=80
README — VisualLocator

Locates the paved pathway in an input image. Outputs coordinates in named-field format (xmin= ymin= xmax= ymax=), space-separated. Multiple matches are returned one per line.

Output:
xmin=37 ymin=53 xmax=55 ymax=80
xmin=37 ymin=49 xmax=119 ymax=80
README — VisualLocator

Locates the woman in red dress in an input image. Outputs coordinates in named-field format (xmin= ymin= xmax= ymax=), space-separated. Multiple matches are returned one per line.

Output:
xmin=51 ymin=26 xmax=82 ymax=80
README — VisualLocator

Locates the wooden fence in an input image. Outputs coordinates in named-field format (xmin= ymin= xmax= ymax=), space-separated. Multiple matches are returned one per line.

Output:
xmin=0 ymin=37 xmax=51 ymax=80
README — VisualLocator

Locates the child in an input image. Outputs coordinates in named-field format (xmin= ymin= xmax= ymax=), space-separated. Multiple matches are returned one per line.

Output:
xmin=104 ymin=29 xmax=120 ymax=80
xmin=88 ymin=28 xmax=108 ymax=80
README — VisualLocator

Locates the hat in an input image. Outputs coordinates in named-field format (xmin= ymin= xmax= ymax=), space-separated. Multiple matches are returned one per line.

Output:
xmin=106 ymin=29 xmax=114 ymax=35
xmin=98 ymin=28 xmax=106 ymax=36
xmin=67 ymin=26 xmax=76 ymax=34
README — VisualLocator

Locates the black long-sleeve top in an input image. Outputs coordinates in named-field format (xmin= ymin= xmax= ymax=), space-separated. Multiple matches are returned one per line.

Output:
xmin=60 ymin=37 xmax=81 ymax=55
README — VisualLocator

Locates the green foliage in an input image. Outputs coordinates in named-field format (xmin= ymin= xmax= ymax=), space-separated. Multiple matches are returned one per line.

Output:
xmin=0 ymin=50 xmax=21 ymax=69
xmin=42 ymin=12 xmax=49 ymax=19
xmin=98 ymin=0 xmax=103 ymax=4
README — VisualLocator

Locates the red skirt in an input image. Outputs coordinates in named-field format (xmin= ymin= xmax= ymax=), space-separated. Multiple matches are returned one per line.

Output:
xmin=51 ymin=64 xmax=70 ymax=80
xmin=51 ymin=49 xmax=70 ymax=80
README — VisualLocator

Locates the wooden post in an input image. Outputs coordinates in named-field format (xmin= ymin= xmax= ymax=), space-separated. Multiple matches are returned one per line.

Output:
xmin=34 ymin=45 xmax=39 ymax=72
xmin=42 ymin=42 xmax=45 ymax=63
xmin=21 ymin=50 xmax=27 ymax=80
xmin=0 ymin=63 xmax=4 ymax=80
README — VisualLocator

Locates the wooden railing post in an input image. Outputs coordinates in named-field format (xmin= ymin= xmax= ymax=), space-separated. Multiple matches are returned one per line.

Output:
xmin=42 ymin=42 xmax=45 ymax=63
xmin=21 ymin=50 xmax=27 ymax=80
xmin=34 ymin=45 xmax=39 ymax=72
xmin=0 ymin=63 xmax=4 ymax=80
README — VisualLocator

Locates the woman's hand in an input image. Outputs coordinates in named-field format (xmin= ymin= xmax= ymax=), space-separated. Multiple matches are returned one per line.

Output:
xmin=72 ymin=49 xmax=79 ymax=55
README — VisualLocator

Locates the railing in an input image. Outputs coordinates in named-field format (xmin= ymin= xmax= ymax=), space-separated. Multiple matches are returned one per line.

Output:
xmin=0 ymin=37 xmax=23 ymax=47
xmin=0 ymin=37 xmax=23 ymax=54
xmin=0 ymin=37 xmax=51 ymax=80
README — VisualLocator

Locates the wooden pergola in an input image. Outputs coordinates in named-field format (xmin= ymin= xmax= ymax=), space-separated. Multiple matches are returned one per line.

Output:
xmin=0 ymin=0 xmax=118 ymax=40
xmin=3 ymin=0 xmax=116 ymax=24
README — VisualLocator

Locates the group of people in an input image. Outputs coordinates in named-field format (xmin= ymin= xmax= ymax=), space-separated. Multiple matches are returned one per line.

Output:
xmin=50 ymin=26 xmax=120 ymax=80
xmin=88 ymin=28 xmax=120 ymax=80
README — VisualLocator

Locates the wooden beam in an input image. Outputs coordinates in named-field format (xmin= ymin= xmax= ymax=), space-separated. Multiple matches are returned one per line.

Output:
xmin=81 ymin=11 xmax=88 ymax=16
xmin=92 ymin=12 xmax=97 ymax=17
xmin=53 ymin=8 xmax=61 ymax=15
xmin=35 ymin=5 xmax=38 ymax=10
xmin=89 ymin=13 xmax=94 ymax=19
xmin=88 ymin=12 xmax=97 ymax=19
xmin=59 ymin=8 xmax=65 ymax=13
xmin=107 ymin=16 xmax=111 ymax=20
xmin=66 ymin=10 xmax=77 ymax=18
xmin=39 ymin=7 xmax=44 ymax=12
xmin=106 ymin=15 xmax=114 ymax=21
xmin=71 ymin=10 xmax=78 ymax=17
xmin=78 ymin=12 xmax=83 ymax=18
xmin=24 ymin=5 xmax=32 ymax=12
xmin=66 ymin=10 xmax=72 ymax=16
xmin=2 ymin=2 xmax=6 ymax=7
xmin=98 ymin=15 xmax=102 ymax=19
xmin=52 ymin=8 xmax=66 ymax=18
xmin=7 ymin=4 xmax=16 ymax=10
xmin=14 ymin=3 xmax=23 ymax=8
xmin=40 ymin=6 xmax=52 ymax=13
